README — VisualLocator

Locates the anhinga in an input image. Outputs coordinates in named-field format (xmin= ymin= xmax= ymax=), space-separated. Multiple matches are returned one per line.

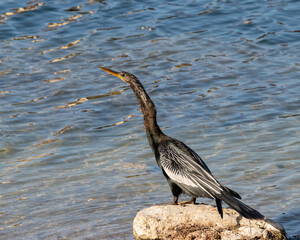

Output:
xmin=99 ymin=67 xmax=265 ymax=220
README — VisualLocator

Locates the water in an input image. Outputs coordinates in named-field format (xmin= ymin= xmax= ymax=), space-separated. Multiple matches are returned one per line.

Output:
xmin=1 ymin=0 xmax=299 ymax=239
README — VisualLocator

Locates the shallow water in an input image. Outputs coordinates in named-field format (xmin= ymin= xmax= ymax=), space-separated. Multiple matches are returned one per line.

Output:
xmin=1 ymin=0 xmax=300 ymax=239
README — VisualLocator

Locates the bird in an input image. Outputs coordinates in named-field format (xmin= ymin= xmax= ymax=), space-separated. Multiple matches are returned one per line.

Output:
xmin=99 ymin=67 xmax=265 ymax=220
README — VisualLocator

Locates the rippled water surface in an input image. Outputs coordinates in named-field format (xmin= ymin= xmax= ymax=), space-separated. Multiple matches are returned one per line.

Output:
xmin=1 ymin=0 xmax=300 ymax=239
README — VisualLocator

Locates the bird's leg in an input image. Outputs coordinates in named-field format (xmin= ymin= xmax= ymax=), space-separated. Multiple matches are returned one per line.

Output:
xmin=179 ymin=197 xmax=196 ymax=205
xmin=172 ymin=195 xmax=179 ymax=205
xmin=154 ymin=195 xmax=179 ymax=206
xmin=168 ymin=182 xmax=182 ymax=205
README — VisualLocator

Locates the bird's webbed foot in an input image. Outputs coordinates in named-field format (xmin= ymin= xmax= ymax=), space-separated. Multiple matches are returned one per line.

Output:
xmin=156 ymin=196 xmax=196 ymax=206
xmin=154 ymin=196 xmax=179 ymax=206
xmin=164 ymin=196 xmax=183 ymax=205
xmin=179 ymin=197 xmax=196 ymax=206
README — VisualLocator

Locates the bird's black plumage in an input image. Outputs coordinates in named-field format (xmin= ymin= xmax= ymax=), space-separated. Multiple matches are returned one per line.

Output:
xmin=99 ymin=67 xmax=265 ymax=220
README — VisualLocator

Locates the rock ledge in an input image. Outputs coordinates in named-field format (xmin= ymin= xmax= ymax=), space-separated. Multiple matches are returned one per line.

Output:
xmin=133 ymin=204 xmax=286 ymax=240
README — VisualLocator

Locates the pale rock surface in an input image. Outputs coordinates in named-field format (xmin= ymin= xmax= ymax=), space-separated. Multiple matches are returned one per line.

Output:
xmin=133 ymin=204 xmax=286 ymax=240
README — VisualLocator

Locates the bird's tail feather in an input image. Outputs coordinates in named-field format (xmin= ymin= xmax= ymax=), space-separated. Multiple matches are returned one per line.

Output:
xmin=216 ymin=198 xmax=223 ymax=219
xmin=220 ymin=193 xmax=265 ymax=220
xmin=222 ymin=186 xmax=241 ymax=199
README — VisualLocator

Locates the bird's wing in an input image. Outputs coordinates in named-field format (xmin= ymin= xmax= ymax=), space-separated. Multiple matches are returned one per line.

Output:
xmin=158 ymin=140 xmax=223 ymax=198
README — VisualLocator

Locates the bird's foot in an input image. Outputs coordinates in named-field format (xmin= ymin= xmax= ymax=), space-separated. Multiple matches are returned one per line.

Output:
xmin=178 ymin=202 xmax=187 ymax=207
xmin=154 ymin=202 xmax=178 ymax=206
xmin=179 ymin=197 xmax=196 ymax=206
xmin=179 ymin=200 xmax=192 ymax=205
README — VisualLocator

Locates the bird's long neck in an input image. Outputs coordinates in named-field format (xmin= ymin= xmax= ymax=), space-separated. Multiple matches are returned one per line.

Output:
xmin=129 ymin=78 xmax=163 ymax=147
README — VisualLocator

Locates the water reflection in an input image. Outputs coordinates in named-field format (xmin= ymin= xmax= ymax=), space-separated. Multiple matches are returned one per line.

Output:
xmin=0 ymin=3 xmax=44 ymax=21
xmin=56 ymin=90 xmax=125 ymax=109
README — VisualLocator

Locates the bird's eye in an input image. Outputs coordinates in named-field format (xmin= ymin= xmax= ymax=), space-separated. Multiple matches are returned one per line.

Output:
xmin=120 ymin=72 xmax=125 ymax=77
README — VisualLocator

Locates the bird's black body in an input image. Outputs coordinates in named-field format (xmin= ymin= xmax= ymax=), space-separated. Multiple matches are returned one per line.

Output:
xmin=100 ymin=67 xmax=265 ymax=220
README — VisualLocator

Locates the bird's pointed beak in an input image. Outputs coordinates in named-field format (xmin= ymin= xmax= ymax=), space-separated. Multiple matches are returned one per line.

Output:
xmin=98 ymin=67 xmax=124 ymax=81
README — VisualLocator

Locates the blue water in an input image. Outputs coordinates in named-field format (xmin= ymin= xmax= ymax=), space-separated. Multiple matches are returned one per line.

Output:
xmin=1 ymin=0 xmax=299 ymax=239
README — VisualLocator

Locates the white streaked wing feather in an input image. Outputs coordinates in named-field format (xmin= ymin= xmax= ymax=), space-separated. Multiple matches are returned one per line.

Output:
xmin=159 ymin=141 xmax=223 ymax=196
xmin=161 ymin=160 xmax=216 ymax=198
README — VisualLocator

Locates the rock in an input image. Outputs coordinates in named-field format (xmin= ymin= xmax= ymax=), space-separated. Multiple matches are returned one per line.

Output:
xmin=133 ymin=204 xmax=286 ymax=240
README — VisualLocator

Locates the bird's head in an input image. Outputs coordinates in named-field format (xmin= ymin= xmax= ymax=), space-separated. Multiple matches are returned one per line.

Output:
xmin=98 ymin=67 xmax=136 ymax=85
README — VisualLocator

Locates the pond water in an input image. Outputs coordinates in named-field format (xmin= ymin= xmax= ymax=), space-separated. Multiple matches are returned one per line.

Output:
xmin=1 ymin=0 xmax=299 ymax=239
